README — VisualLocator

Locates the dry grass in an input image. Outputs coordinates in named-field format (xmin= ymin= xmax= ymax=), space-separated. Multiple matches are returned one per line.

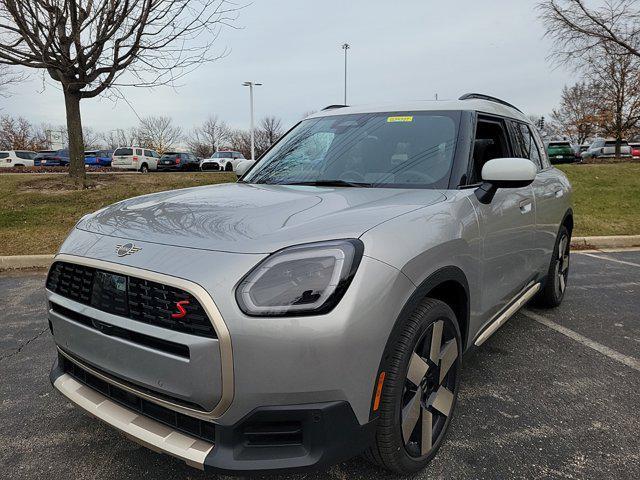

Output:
xmin=557 ymin=163 xmax=640 ymax=236
xmin=0 ymin=164 xmax=638 ymax=256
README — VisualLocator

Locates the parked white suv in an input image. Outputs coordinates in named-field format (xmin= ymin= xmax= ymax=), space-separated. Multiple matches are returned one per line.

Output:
xmin=111 ymin=147 xmax=160 ymax=172
xmin=0 ymin=150 xmax=37 ymax=167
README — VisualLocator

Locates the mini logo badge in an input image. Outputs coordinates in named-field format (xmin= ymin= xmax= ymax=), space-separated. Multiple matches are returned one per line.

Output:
xmin=115 ymin=243 xmax=142 ymax=257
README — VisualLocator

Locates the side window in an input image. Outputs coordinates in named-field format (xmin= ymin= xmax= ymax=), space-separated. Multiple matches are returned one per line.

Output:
xmin=144 ymin=149 xmax=152 ymax=157
xmin=512 ymin=122 xmax=543 ymax=170
xmin=0 ymin=152 xmax=9 ymax=159
xmin=470 ymin=118 xmax=511 ymax=184
xmin=135 ymin=148 xmax=142 ymax=156
xmin=529 ymin=126 xmax=550 ymax=169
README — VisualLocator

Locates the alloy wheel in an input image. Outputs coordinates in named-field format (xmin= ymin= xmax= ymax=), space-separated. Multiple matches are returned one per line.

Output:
xmin=555 ymin=234 xmax=570 ymax=296
xmin=401 ymin=320 xmax=459 ymax=457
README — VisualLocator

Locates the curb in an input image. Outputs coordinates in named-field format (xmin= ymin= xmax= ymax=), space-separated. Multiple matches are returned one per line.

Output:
xmin=1 ymin=235 xmax=639 ymax=271
xmin=0 ymin=254 xmax=54 ymax=271
xmin=571 ymin=235 xmax=640 ymax=250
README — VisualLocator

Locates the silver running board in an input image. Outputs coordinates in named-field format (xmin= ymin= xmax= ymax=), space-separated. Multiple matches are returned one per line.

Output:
xmin=475 ymin=283 xmax=541 ymax=346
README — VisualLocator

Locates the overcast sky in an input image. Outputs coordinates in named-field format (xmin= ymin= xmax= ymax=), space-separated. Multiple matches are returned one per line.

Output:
xmin=0 ymin=0 xmax=575 ymax=133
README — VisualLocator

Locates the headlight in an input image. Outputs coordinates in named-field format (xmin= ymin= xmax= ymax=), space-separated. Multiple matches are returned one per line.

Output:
xmin=236 ymin=239 xmax=364 ymax=316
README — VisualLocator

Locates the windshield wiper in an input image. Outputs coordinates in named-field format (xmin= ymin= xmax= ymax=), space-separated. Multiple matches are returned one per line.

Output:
xmin=278 ymin=180 xmax=372 ymax=188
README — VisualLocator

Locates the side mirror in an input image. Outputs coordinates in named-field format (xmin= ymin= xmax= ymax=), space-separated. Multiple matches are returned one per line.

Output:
xmin=235 ymin=159 xmax=255 ymax=178
xmin=475 ymin=158 xmax=536 ymax=204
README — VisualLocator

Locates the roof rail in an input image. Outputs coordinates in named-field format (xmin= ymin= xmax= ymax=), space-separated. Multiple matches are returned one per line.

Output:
xmin=321 ymin=104 xmax=349 ymax=111
xmin=458 ymin=93 xmax=523 ymax=113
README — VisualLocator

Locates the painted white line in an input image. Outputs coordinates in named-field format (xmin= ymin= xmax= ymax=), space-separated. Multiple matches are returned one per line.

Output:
xmin=522 ymin=310 xmax=640 ymax=373
xmin=578 ymin=252 xmax=640 ymax=268
xmin=571 ymin=282 xmax=640 ymax=290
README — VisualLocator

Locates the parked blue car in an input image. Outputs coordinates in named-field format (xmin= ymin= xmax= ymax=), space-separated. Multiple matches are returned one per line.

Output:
xmin=34 ymin=149 xmax=70 ymax=167
xmin=84 ymin=149 xmax=113 ymax=167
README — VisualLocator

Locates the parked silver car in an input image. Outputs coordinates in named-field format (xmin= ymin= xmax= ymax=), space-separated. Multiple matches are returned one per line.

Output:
xmin=47 ymin=94 xmax=572 ymax=475
xmin=581 ymin=138 xmax=632 ymax=159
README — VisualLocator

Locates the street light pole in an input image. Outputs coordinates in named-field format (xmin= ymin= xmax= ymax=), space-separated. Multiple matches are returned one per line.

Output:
xmin=242 ymin=81 xmax=262 ymax=160
xmin=341 ymin=43 xmax=350 ymax=105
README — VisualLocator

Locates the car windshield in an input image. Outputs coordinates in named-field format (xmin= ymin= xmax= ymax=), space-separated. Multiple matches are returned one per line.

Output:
xmin=243 ymin=111 xmax=460 ymax=188
xmin=212 ymin=152 xmax=233 ymax=158
xmin=160 ymin=153 xmax=181 ymax=160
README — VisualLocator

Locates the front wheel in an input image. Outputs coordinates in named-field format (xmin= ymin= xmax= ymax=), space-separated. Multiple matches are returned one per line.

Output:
xmin=139 ymin=164 xmax=149 ymax=174
xmin=367 ymin=298 xmax=461 ymax=474
xmin=534 ymin=225 xmax=570 ymax=308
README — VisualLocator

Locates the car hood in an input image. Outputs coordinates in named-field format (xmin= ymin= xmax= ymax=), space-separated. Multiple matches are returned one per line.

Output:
xmin=78 ymin=183 xmax=446 ymax=254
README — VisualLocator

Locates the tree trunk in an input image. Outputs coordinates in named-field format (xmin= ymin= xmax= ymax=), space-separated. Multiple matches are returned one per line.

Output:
xmin=63 ymin=89 xmax=86 ymax=185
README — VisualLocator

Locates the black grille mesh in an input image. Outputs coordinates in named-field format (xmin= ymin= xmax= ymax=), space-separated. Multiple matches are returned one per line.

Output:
xmin=47 ymin=261 xmax=216 ymax=338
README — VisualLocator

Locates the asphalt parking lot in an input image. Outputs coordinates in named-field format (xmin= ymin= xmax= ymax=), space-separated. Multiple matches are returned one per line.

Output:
xmin=1 ymin=250 xmax=639 ymax=479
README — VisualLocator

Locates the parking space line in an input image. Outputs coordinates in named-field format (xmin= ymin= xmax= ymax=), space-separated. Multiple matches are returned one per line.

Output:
xmin=577 ymin=252 xmax=640 ymax=268
xmin=522 ymin=310 xmax=640 ymax=373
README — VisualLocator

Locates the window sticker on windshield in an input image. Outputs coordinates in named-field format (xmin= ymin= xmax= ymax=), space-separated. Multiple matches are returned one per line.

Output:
xmin=387 ymin=116 xmax=413 ymax=123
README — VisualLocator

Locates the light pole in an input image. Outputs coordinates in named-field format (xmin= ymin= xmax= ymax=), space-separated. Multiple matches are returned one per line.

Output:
xmin=341 ymin=43 xmax=350 ymax=105
xmin=242 ymin=81 xmax=262 ymax=160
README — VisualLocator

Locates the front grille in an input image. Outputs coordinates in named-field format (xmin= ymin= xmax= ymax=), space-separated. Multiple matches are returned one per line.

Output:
xmin=51 ymin=303 xmax=190 ymax=359
xmin=47 ymin=261 xmax=216 ymax=338
xmin=201 ymin=162 xmax=219 ymax=171
xmin=60 ymin=354 xmax=216 ymax=443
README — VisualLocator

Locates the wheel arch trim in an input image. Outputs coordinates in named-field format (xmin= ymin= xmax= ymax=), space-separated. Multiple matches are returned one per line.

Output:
xmin=368 ymin=266 xmax=470 ymax=420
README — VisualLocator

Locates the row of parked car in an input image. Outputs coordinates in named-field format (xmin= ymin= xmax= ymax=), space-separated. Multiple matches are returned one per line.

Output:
xmin=546 ymin=139 xmax=640 ymax=164
xmin=0 ymin=147 xmax=252 ymax=173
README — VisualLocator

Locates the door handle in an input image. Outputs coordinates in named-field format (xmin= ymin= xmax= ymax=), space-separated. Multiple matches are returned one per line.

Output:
xmin=519 ymin=200 xmax=532 ymax=214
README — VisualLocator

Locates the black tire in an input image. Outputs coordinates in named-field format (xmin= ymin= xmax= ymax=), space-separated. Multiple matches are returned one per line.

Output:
xmin=367 ymin=298 xmax=462 ymax=475
xmin=225 ymin=162 xmax=233 ymax=172
xmin=139 ymin=163 xmax=149 ymax=173
xmin=534 ymin=225 xmax=570 ymax=308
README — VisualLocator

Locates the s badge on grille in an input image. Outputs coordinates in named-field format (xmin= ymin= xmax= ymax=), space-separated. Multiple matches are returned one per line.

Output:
xmin=115 ymin=243 xmax=142 ymax=257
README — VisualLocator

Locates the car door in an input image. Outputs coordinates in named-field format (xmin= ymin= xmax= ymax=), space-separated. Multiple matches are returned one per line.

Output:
xmin=528 ymin=126 xmax=567 ymax=271
xmin=466 ymin=116 xmax=536 ymax=323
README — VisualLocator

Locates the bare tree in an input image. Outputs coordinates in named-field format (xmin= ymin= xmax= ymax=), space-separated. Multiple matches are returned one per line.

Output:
xmin=227 ymin=128 xmax=252 ymax=159
xmin=138 ymin=115 xmax=182 ymax=154
xmin=0 ymin=1 xmax=239 ymax=184
xmin=260 ymin=116 xmax=284 ymax=146
xmin=101 ymin=128 xmax=142 ymax=150
xmin=186 ymin=115 xmax=230 ymax=157
xmin=539 ymin=0 xmax=640 ymax=61
xmin=550 ymin=82 xmax=600 ymax=143
xmin=585 ymin=45 xmax=640 ymax=154
xmin=0 ymin=64 xmax=22 ymax=98
xmin=0 ymin=114 xmax=47 ymax=149
xmin=83 ymin=127 xmax=102 ymax=150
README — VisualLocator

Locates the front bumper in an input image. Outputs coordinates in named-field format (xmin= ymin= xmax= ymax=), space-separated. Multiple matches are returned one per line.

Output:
xmin=48 ymin=230 xmax=414 ymax=471
xmin=51 ymin=354 xmax=376 ymax=473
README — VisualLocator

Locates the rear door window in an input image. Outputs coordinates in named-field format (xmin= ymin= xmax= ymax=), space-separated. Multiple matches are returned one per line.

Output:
xmin=144 ymin=149 xmax=152 ymax=157
xmin=135 ymin=148 xmax=142 ymax=156
xmin=512 ymin=122 xmax=543 ymax=170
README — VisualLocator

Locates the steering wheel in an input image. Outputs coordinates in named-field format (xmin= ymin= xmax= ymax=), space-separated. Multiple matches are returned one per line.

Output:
xmin=394 ymin=170 xmax=436 ymax=184
xmin=338 ymin=170 xmax=366 ymax=182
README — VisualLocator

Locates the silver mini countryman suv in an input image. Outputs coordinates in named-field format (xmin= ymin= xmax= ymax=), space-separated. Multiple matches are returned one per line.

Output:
xmin=47 ymin=93 xmax=572 ymax=475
